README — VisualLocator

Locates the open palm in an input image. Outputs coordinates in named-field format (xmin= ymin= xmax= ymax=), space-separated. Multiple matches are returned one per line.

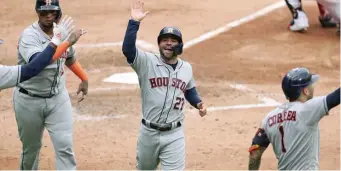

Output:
xmin=131 ymin=0 xmax=149 ymax=22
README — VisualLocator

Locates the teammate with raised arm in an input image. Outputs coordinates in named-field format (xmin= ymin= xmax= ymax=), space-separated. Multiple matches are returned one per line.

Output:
xmin=13 ymin=0 xmax=89 ymax=169
xmin=248 ymin=67 xmax=340 ymax=170
xmin=0 ymin=25 xmax=86 ymax=91
xmin=122 ymin=0 xmax=207 ymax=170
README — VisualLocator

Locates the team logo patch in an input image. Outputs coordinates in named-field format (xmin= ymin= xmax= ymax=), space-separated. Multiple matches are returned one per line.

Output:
xmin=167 ymin=28 xmax=174 ymax=33
xmin=45 ymin=0 xmax=52 ymax=5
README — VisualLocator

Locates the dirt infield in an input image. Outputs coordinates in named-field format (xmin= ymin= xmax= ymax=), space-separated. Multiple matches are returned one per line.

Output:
xmin=0 ymin=0 xmax=339 ymax=170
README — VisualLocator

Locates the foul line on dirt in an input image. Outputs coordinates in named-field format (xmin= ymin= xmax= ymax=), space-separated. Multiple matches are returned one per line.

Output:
xmin=183 ymin=1 xmax=285 ymax=49
xmin=206 ymin=103 xmax=279 ymax=112
xmin=203 ymin=84 xmax=281 ymax=112
xmin=229 ymin=84 xmax=280 ymax=104
xmin=75 ymin=1 xmax=285 ymax=51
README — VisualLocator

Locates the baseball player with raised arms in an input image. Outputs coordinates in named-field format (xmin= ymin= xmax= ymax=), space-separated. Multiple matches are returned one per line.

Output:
xmin=0 ymin=25 xmax=86 ymax=91
xmin=286 ymin=0 xmax=339 ymax=33
xmin=248 ymin=67 xmax=340 ymax=170
xmin=122 ymin=0 xmax=207 ymax=170
xmin=13 ymin=0 xmax=89 ymax=170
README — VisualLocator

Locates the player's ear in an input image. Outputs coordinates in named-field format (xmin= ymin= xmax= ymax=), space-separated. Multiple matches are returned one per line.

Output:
xmin=302 ymin=87 xmax=309 ymax=96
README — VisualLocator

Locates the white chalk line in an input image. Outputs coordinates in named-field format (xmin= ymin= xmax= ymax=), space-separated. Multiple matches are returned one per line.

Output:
xmin=206 ymin=103 xmax=278 ymax=112
xmin=188 ymin=84 xmax=281 ymax=113
xmin=183 ymin=1 xmax=285 ymax=49
xmin=228 ymin=84 xmax=280 ymax=104
xmin=75 ymin=1 xmax=285 ymax=51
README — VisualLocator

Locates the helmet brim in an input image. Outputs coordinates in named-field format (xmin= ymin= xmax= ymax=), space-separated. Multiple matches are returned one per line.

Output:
xmin=309 ymin=74 xmax=320 ymax=85
xmin=37 ymin=5 xmax=60 ymax=11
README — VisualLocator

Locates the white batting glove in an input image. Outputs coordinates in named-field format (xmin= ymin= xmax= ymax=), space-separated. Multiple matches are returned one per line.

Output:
xmin=51 ymin=15 xmax=75 ymax=46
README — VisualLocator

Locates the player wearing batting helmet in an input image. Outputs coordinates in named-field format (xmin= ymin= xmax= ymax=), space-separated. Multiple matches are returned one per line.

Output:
xmin=248 ymin=67 xmax=340 ymax=170
xmin=0 ymin=31 xmax=86 ymax=91
xmin=122 ymin=0 xmax=207 ymax=170
xmin=12 ymin=0 xmax=88 ymax=170
xmin=35 ymin=0 xmax=62 ymax=25
xmin=157 ymin=26 xmax=184 ymax=58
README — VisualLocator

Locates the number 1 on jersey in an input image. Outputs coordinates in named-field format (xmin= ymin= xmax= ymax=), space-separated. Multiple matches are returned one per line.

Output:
xmin=279 ymin=125 xmax=287 ymax=153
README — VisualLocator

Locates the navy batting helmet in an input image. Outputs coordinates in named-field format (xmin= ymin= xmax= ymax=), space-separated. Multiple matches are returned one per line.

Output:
xmin=282 ymin=67 xmax=320 ymax=101
xmin=35 ymin=0 xmax=62 ymax=22
xmin=157 ymin=26 xmax=183 ymax=55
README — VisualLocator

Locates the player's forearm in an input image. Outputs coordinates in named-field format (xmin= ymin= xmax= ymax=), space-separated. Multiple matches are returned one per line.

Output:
xmin=248 ymin=130 xmax=268 ymax=170
xmin=248 ymin=148 xmax=266 ymax=170
xmin=20 ymin=43 xmax=56 ymax=82
xmin=66 ymin=59 xmax=88 ymax=81
xmin=326 ymin=87 xmax=340 ymax=111
xmin=51 ymin=41 xmax=71 ymax=63
xmin=248 ymin=152 xmax=262 ymax=170
xmin=185 ymin=87 xmax=202 ymax=109
xmin=122 ymin=19 xmax=140 ymax=64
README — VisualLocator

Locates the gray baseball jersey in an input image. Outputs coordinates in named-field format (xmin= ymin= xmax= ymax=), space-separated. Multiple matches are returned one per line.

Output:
xmin=132 ymin=48 xmax=195 ymax=124
xmin=261 ymin=96 xmax=328 ymax=170
xmin=13 ymin=21 xmax=77 ymax=170
xmin=132 ymin=48 xmax=195 ymax=170
xmin=0 ymin=65 xmax=20 ymax=90
xmin=17 ymin=21 xmax=74 ymax=97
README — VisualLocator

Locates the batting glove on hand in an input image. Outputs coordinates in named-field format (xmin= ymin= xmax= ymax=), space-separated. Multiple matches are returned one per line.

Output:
xmin=51 ymin=15 xmax=74 ymax=46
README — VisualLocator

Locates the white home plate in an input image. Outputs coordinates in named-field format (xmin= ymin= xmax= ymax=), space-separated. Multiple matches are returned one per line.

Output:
xmin=103 ymin=72 xmax=139 ymax=84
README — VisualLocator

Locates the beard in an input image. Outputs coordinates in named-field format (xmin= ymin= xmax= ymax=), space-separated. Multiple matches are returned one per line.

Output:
xmin=159 ymin=48 xmax=177 ymax=61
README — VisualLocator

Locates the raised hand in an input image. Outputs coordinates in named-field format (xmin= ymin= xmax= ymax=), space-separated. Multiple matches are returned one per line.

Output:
xmin=131 ymin=0 xmax=150 ymax=22
xmin=66 ymin=29 xmax=87 ymax=46
xmin=51 ymin=15 xmax=74 ymax=46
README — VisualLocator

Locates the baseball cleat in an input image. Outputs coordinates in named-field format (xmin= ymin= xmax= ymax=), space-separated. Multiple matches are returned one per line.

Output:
xmin=288 ymin=10 xmax=309 ymax=32
xmin=319 ymin=14 xmax=338 ymax=28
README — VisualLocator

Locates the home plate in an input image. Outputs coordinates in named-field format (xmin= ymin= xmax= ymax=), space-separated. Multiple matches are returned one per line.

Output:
xmin=103 ymin=72 xmax=139 ymax=84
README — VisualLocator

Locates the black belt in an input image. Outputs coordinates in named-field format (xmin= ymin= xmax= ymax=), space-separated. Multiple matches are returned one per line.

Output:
xmin=142 ymin=119 xmax=181 ymax=132
xmin=19 ymin=88 xmax=54 ymax=98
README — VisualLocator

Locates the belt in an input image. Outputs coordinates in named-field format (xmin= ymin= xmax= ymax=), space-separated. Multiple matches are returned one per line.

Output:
xmin=19 ymin=88 xmax=54 ymax=98
xmin=141 ymin=119 xmax=181 ymax=132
